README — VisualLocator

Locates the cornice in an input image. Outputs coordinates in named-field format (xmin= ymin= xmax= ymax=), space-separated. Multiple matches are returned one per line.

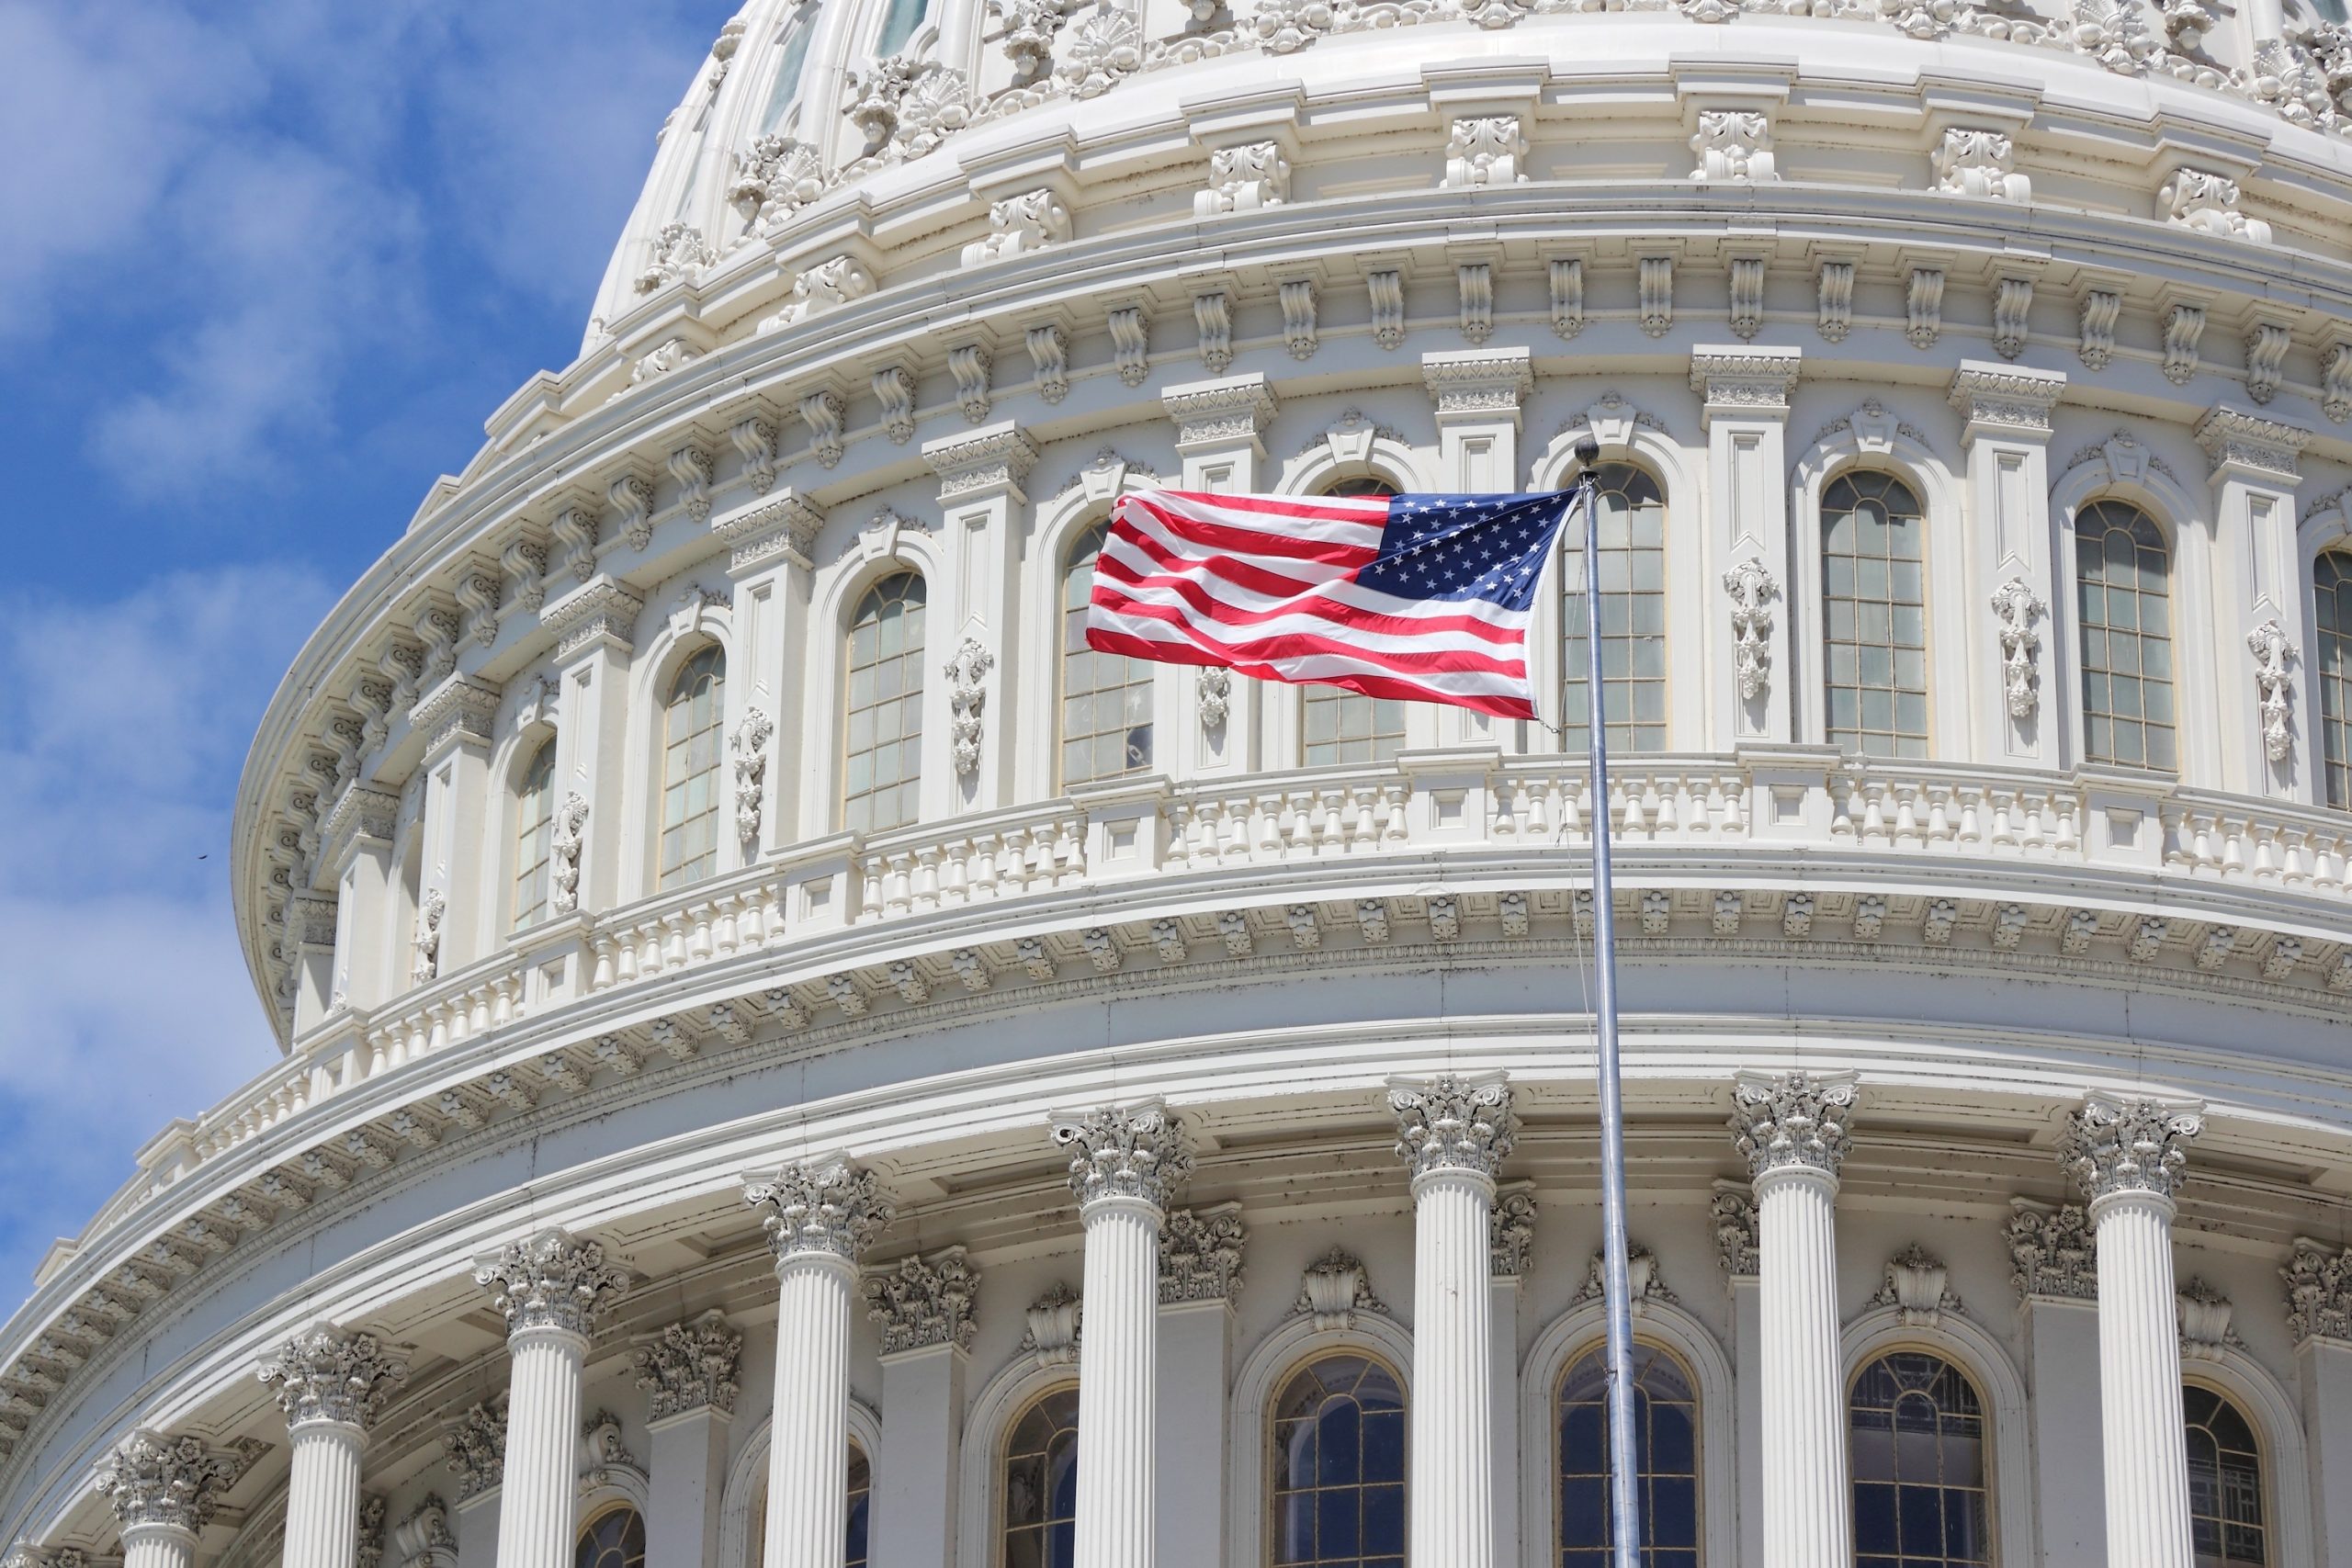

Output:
xmin=1420 ymin=347 xmax=1534 ymax=417
xmin=2195 ymin=405 xmax=2312 ymax=482
xmin=1162 ymin=373 xmax=1280 ymax=448
xmin=407 ymin=676 xmax=501 ymax=758
xmin=538 ymin=579 xmax=646 ymax=660
xmin=713 ymin=490 xmax=825 ymax=573
xmin=1689 ymin=344 xmax=1801 ymax=414
xmin=1948 ymin=359 xmax=2067 ymax=440
xmin=922 ymin=423 xmax=1041 ymax=500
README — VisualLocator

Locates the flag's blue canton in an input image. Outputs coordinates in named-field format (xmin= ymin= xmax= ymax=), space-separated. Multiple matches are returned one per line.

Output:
xmin=1353 ymin=492 xmax=1575 ymax=610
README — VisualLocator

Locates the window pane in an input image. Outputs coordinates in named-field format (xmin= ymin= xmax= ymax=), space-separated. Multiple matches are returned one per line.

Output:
xmin=2185 ymin=1383 xmax=2267 ymax=1568
xmin=512 ymin=737 xmax=558 ymax=929
xmin=1273 ymin=1354 xmax=1408 ymax=1567
xmin=1557 ymin=1342 xmax=1702 ymax=1566
xmin=2318 ymin=553 xmax=2352 ymax=810
xmin=842 ymin=574 xmax=929 ymax=833
xmin=2076 ymin=502 xmax=2177 ymax=773
xmin=575 ymin=1507 xmax=647 ymax=1568
xmin=1003 ymin=1386 xmax=1080 ymax=1568
xmin=1821 ymin=472 xmax=1928 ymax=758
xmin=1059 ymin=520 xmax=1159 ymax=787
xmin=657 ymin=647 xmax=726 ymax=889
xmin=1559 ymin=465 xmax=1670 ymax=755
xmin=1847 ymin=1353 xmax=1990 ymax=1568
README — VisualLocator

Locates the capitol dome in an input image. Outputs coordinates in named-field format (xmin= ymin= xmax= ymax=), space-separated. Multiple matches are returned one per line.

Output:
xmin=10 ymin=0 xmax=2352 ymax=1564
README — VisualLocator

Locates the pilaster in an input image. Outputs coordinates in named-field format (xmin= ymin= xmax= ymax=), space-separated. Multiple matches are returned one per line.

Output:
xmin=1158 ymin=1205 xmax=1244 ymax=1568
xmin=1488 ymin=1181 xmax=1533 ymax=1568
xmin=411 ymin=675 xmax=501 ymax=971
xmin=1422 ymin=349 xmax=1535 ymax=749
xmin=2282 ymin=1239 xmax=2352 ymax=1565
xmin=539 ymin=579 xmax=645 ymax=915
xmin=1712 ymin=1182 xmax=1764 ymax=1568
xmin=717 ymin=491 xmax=824 ymax=858
xmin=923 ymin=423 xmax=1038 ymax=816
xmin=2008 ymin=1200 xmax=2105 ymax=1566
xmin=2194 ymin=408 xmax=2314 ymax=800
xmin=636 ymin=1311 xmax=742 ymax=1568
xmin=867 ymin=1247 xmax=980 ymax=1568
xmin=1690 ymin=348 xmax=1800 ymax=747
xmin=322 ymin=786 xmax=400 ymax=1014
xmin=1163 ymin=376 xmax=1278 ymax=778
xmin=1949 ymin=362 xmax=2065 ymax=767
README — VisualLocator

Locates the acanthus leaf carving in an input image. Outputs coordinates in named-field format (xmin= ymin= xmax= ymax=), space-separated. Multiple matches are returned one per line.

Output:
xmin=1990 ymin=577 xmax=2046 ymax=718
xmin=1731 ymin=1070 xmax=1856 ymax=1179
xmin=2060 ymin=1094 xmax=2202 ymax=1201
xmin=632 ymin=1310 xmax=742 ymax=1418
xmin=731 ymin=708 xmax=774 ymax=842
xmin=1722 ymin=558 xmax=1777 ymax=701
xmin=1296 ymin=1247 xmax=1383 ymax=1329
xmin=256 ymin=1322 xmax=408 ymax=1432
xmin=1049 ymin=1101 xmax=1192 ymax=1210
xmin=471 ymin=1228 xmax=631 ymax=1339
xmin=944 ymin=637 xmax=995 ymax=779
xmin=1160 ymin=1205 xmax=1247 ymax=1303
xmin=864 ymin=1247 xmax=983 ymax=1353
xmin=2247 ymin=617 xmax=2298 ymax=761
xmin=1389 ymin=1072 xmax=1516 ymax=1179
xmin=745 ymin=1156 xmax=892 ymax=1261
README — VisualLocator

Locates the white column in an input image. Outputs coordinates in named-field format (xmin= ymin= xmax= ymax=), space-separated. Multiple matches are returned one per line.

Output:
xmin=96 ymin=1430 xmax=244 ymax=1568
xmin=1949 ymin=363 xmax=2066 ymax=768
xmin=259 ymin=1324 xmax=409 ymax=1568
xmin=1391 ymin=1074 xmax=1516 ymax=1568
xmin=2061 ymin=1095 xmax=2204 ymax=1568
xmin=867 ymin=1247 xmax=982 ymax=1568
xmin=2192 ymin=409 xmax=2315 ymax=801
xmin=2007 ymin=1200 xmax=2106 ymax=1567
xmin=1157 ymin=1205 xmax=1246 ymax=1568
xmin=322 ymin=789 xmax=400 ymax=1013
xmin=1048 ymin=1101 xmax=1194 ymax=1568
xmin=1163 ymin=376 xmax=1279 ymax=777
xmin=475 ymin=1228 xmax=632 ymax=1568
xmin=637 ymin=1312 xmax=745 ymax=1568
xmin=1732 ymin=1069 xmax=1858 ymax=1568
xmin=1690 ymin=348 xmax=1800 ymax=749
xmin=746 ymin=1158 xmax=892 ymax=1568
xmin=2288 ymin=1240 xmax=2352 ymax=1568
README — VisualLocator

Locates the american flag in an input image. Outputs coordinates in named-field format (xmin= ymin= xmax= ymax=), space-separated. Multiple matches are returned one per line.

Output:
xmin=1085 ymin=488 xmax=1578 ymax=720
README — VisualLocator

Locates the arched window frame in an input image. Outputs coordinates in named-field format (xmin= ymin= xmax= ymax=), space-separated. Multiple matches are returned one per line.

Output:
xmin=1529 ymin=420 xmax=1701 ymax=752
xmin=1838 ymin=1303 xmax=2034 ymax=1568
xmin=2298 ymin=497 xmax=2352 ymax=811
xmin=506 ymin=727 xmax=561 ymax=932
xmin=653 ymin=640 xmax=730 ymax=892
xmin=2178 ymin=1342 xmax=2317 ymax=1568
xmin=1227 ymin=1303 xmax=1417 ymax=1568
xmin=1520 ymin=1295 xmax=1736 ymax=1568
xmin=1261 ymin=1348 xmax=1411 ymax=1568
xmin=1023 ymin=474 xmax=1171 ymax=802
xmin=1267 ymin=443 xmax=1439 ymax=767
xmin=2050 ymin=450 xmax=2219 ymax=784
xmin=719 ymin=1402 xmax=885 ymax=1568
xmin=807 ymin=525 xmax=947 ymax=841
xmin=1788 ymin=428 xmax=1963 ymax=760
xmin=615 ymin=588 xmax=734 ymax=904
xmin=576 ymin=1505 xmax=649 ymax=1568
xmin=955 ymin=1357 xmax=1084 ymax=1568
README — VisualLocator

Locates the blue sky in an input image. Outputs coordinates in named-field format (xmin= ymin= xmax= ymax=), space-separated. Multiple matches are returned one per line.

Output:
xmin=0 ymin=0 xmax=720 ymax=1295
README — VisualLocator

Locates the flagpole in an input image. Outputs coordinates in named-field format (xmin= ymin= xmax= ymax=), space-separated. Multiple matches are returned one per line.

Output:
xmin=1571 ymin=438 xmax=1645 ymax=1568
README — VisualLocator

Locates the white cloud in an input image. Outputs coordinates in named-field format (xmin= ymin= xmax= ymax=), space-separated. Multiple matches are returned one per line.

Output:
xmin=0 ymin=565 xmax=333 ymax=1289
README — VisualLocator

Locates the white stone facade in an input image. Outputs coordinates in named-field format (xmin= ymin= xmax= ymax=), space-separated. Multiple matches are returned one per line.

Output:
xmin=8 ymin=0 xmax=2352 ymax=1565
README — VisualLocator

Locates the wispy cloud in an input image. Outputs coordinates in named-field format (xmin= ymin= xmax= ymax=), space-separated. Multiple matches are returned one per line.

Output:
xmin=0 ymin=566 xmax=334 ymax=1288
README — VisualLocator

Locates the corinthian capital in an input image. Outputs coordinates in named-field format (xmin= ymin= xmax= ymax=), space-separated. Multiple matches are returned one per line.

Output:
xmin=471 ymin=1228 xmax=631 ymax=1340
xmin=2060 ymin=1093 xmax=2202 ymax=1203
xmin=864 ymin=1247 xmax=981 ymax=1354
xmin=95 ymin=1430 xmax=250 ymax=1536
xmin=633 ymin=1311 xmax=743 ymax=1419
xmin=1048 ymin=1101 xmax=1193 ymax=1212
xmin=744 ymin=1156 xmax=891 ymax=1262
xmin=1731 ymin=1070 xmax=1857 ymax=1180
xmin=1389 ymin=1073 xmax=1516 ymax=1181
xmin=255 ymin=1323 xmax=408 ymax=1432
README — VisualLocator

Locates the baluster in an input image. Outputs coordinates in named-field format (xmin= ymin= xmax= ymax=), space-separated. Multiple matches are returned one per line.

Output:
xmin=2278 ymin=827 xmax=2310 ymax=885
xmin=2020 ymin=793 xmax=2049 ymax=852
xmin=2220 ymin=818 xmax=2248 ymax=877
xmin=1860 ymin=783 xmax=1886 ymax=840
xmin=711 ymin=893 xmax=740 ymax=954
xmin=2315 ymin=833 xmax=2346 ymax=891
xmin=1620 ymin=781 xmax=1648 ymax=838
xmin=1892 ymin=784 xmax=1920 ymax=844
xmin=1383 ymin=784 xmax=1410 ymax=843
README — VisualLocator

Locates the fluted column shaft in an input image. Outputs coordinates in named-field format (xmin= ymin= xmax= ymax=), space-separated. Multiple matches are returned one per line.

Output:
xmin=1408 ymin=1167 xmax=1497 ymax=1568
xmin=767 ymin=1250 xmax=857 ymax=1568
xmin=497 ymin=1325 xmax=586 ymax=1568
xmin=283 ymin=1419 xmax=368 ymax=1568
xmin=2092 ymin=1190 xmax=2194 ymax=1568
xmin=1073 ymin=1194 xmax=1164 ymax=1568
xmin=120 ymin=1523 xmax=198 ymax=1568
xmin=1754 ymin=1164 xmax=1850 ymax=1568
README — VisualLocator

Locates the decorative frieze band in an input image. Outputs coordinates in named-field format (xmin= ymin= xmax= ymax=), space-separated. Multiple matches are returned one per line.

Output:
xmin=1948 ymin=361 xmax=2065 ymax=437
xmin=538 ymin=580 xmax=646 ymax=659
xmin=1421 ymin=347 xmax=1533 ymax=417
xmin=408 ymin=676 xmax=501 ymax=755
xmin=923 ymin=423 xmax=1041 ymax=500
xmin=1689 ymin=346 xmax=1801 ymax=415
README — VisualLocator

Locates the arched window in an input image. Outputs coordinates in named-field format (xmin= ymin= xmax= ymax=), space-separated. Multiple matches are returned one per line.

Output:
xmin=1269 ymin=1352 xmax=1407 ymax=1568
xmin=577 ymin=1506 xmax=647 ymax=1568
xmin=513 ymin=736 xmax=558 ymax=929
xmin=658 ymin=645 xmax=726 ymax=890
xmin=1061 ymin=520 xmax=1154 ymax=787
xmin=1557 ymin=1341 xmax=1699 ymax=1567
xmin=874 ymin=0 xmax=927 ymax=53
xmin=1849 ymin=1351 xmax=1990 ymax=1567
xmin=2186 ymin=1383 xmax=2267 ymax=1567
xmin=847 ymin=1443 xmax=872 ymax=1568
xmin=1822 ymin=472 xmax=1928 ymax=759
xmin=1560 ymin=463 xmax=1668 ymax=754
xmin=2075 ymin=500 xmax=2177 ymax=771
xmin=843 ymin=572 xmax=927 ymax=834
xmin=1305 ymin=479 xmax=1408 ymax=766
xmin=2313 ymin=551 xmax=2352 ymax=807
xmin=1003 ymin=1384 xmax=1080 ymax=1568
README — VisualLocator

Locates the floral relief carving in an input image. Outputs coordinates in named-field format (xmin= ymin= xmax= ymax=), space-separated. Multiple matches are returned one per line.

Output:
xmin=1731 ymin=1070 xmax=1856 ymax=1179
xmin=1296 ymin=1246 xmax=1383 ymax=1329
xmin=634 ymin=223 xmax=715 ymax=296
xmin=412 ymin=887 xmax=446 ymax=984
xmin=745 ymin=1157 xmax=893 ymax=1261
xmin=549 ymin=793 xmax=588 ymax=915
xmin=1722 ymin=558 xmax=1777 ymax=702
xmin=1869 ymin=1244 xmax=1963 ymax=1326
xmin=1442 ymin=116 xmax=1528 ymax=188
xmin=2060 ymin=1094 xmax=2202 ymax=1201
xmin=944 ymin=637 xmax=994 ymax=780
xmin=256 ymin=1323 xmax=408 ymax=1431
xmin=1990 ymin=578 xmax=2046 ymax=718
xmin=731 ymin=708 xmax=774 ymax=842
xmin=1021 ymin=1284 xmax=1082 ymax=1365
xmin=1571 ymin=1244 xmax=1676 ymax=1312
xmin=2281 ymin=1237 xmax=2352 ymax=1345
xmin=1197 ymin=141 xmax=1290 ymax=215
xmin=443 ymin=1401 xmax=507 ymax=1503
xmin=1690 ymin=110 xmax=1776 ymax=181
xmin=95 ymin=1431 xmax=255 ymax=1535
xmin=1932 ymin=128 xmax=2031 ymax=200
xmin=2159 ymin=166 xmax=2272 ymax=243
xmin=473 ymin=1229 xmax=631 ymax=1339
xmin=729 ymin=137 xmax=825 ymax=238
xmin=2007 ymin=1201 xmax=2098 ymax=1300
xmin=1489 ymin=1184 xmax=1537 ymax=1278
xmin=1712 ymin=1186 xmax=1758 ymax=1276
xmin=1051 ymin=1101 xmax=1193 ymax=1210
xmin=2246 ymin=619 xmax=2298 ymax=761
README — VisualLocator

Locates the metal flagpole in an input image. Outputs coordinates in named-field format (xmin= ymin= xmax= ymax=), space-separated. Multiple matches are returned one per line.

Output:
xmin=1570 ymin=437 xmax=1645 ymax=1568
